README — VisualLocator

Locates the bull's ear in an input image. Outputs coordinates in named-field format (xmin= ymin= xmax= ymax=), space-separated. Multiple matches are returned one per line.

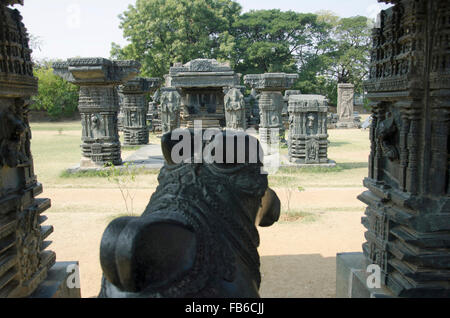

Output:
xmin=161 ymin=132 xmax=177 ymax=165
xmin=256 ymin=188 xmax=281 ymax=227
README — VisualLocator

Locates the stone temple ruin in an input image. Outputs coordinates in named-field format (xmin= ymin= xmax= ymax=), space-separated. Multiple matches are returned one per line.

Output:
xmin=53 ymin=58 xmax=140 ymax=167
xmin=337 ymin=0 xmax=450 ymax=298
xmin=288 ymin=95 xmax=334 ymax=166
xmin=167 ymin=59 xmax=241 ymax=129
xmin=0 ymin=0 xmax=80 ymax=298
xmin=118 ymin=77 xmax=161 ymax=145
xmin=2 ymin=0 xmax=449 ymax=300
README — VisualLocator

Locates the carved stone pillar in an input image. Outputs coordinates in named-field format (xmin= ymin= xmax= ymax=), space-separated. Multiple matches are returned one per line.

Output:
xmin=337 ymin=0 xmax=450 ymax=298
xmin=244 ymin=73 xmax=298 ymax=152
xmin=0 ymin=0 xmax=80 ymax=298
xmin=160 ymin=87 xmax=181 ymax=134
xmin=53 ymin=58 xmax=140 ymax=167
xmin=118 ymin=77 xmax=161 ymax=145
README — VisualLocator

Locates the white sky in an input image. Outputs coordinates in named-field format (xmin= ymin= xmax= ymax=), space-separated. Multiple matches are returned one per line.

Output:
xmin=17 ymin=0 xmax=392 ymax=60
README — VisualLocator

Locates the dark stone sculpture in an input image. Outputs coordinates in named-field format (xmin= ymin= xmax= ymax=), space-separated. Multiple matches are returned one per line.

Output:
xmin=167 ymin=59 xmax=241 ymax=129
xmin=118 ymin=77 xmax=161 ymax=145
xmin=336 ymin=83 xmax=358 ymax=128
xmin=244 ymin=88 xmax=260 ymax=128
xmin=345 ymin=0 xmax=450 ymax=298
xmin=160 ymin=87 xmax=181 ymax=134
xmin=288 ymin=95 xmax=333 ymax=166
xmin=244 ymin=73 xmax=298 ymax=153
xmin=0 ymin=0 xmax=80 ymax=298
xmin=99 ymin=130 xmax=280 ymax=297
xmin=224 ymin=87 xmax=246 ymax=131
xmin=53 ymin=58 xmax=140 ymax=167
xmin=147 ymin=90 xmax=162 ymax=133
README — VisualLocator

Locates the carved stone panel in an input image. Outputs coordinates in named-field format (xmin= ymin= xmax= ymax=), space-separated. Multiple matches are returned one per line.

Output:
xmin=224 ymin=87 xmax=246 ymax=131
xmin=0 ymin=1 xmax=55 ymax=298
xmin=360 ymin=0 xmax=450 ymax=298
xmin=160 ymin=87 xmax=181 ymax=134
xmin=288 ymin=95 xmax=330 ymax=165
xmin=336 ymin=83 xmax=358 ymax=128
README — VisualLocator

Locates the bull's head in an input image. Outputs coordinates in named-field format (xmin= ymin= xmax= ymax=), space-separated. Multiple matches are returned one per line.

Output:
xmin=161 ymin=129 xmax=280 ymax=227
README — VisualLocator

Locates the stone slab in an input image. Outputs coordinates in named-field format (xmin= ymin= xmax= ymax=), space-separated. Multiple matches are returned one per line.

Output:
xmin=336 ymin=252 xmax=394 ymax=298
xmin=29 ymin=261 xmax=81 ymax=298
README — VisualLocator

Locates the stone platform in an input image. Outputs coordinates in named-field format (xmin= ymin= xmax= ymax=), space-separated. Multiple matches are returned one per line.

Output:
xmin=29 ymin=262 xmax=81 ymax=298
xmin=66 ymin=144 xmax=165 ymax=173
xmin=336 ymin=253 xmax=394 ymax=298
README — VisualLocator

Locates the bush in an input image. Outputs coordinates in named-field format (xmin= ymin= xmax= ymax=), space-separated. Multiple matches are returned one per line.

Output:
xmin=32 ymin=64 xmax=79 ymax=120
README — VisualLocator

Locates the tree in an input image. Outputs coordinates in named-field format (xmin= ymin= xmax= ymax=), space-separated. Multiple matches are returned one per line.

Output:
xmin=317 ymin=14 xmax=372 ymax=103
xmin=111 ymin=0 xmax=242 ymax=78
xmin=230 ymin=10 xmax=329 ymax=75
xmin=32 ymin=61 xmax=79 ymax=119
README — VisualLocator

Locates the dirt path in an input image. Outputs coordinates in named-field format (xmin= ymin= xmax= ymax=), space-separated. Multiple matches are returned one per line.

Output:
xmin=40 ymin=187 xmax=366 ymax=298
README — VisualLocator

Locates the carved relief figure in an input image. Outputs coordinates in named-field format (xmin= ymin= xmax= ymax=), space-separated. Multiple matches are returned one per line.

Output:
xmin=376 ymin=111 xmax=399 ymax=161
xmin=339 ymin=90 xmax=353 ymax=119
xmin=0 ymin=108 xmax=28 ymax=168
xmin=160 ymin=89 xmax=181 ymax=134
xmin=224 ymin=88 xmax=246 ymax=130
xmin=305 ymin=138 xmax=320 ymax=163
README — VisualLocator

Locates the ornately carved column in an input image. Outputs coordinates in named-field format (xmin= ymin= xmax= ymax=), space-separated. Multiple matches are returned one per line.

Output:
xmin=244 ymin=73 xmax=298 ymax=152
xmin=337 ymin=0 xmax=450 ymax=298
xmin=53 ymin=58 xmax=140 ymax=167
xmin=0 ymin=0 xmax=79 ymax=298
xmin=118 ymin=77 xmax=161 ymax=145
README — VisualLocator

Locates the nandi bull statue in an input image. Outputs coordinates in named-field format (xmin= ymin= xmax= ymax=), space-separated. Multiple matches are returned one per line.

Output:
xmin=98 ymin=129 xmax=280 ymax=298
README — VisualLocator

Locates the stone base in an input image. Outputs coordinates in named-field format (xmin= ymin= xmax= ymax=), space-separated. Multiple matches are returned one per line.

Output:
xmin=79 ymin=157 xmax=100 ymax=169
xmin=29 ymin=262 xmax=81 ymax=298
xmin=336 ymin=253 xmax=394 ymax=298
xmin=79 ymin=157 xmax=122 ymax=169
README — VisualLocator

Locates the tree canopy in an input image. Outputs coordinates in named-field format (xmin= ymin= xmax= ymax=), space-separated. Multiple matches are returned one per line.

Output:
xmin=111 ymin=0 xmax=242 ymax=78
xmin=32 ymin=60 xmax=79 ymax=119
